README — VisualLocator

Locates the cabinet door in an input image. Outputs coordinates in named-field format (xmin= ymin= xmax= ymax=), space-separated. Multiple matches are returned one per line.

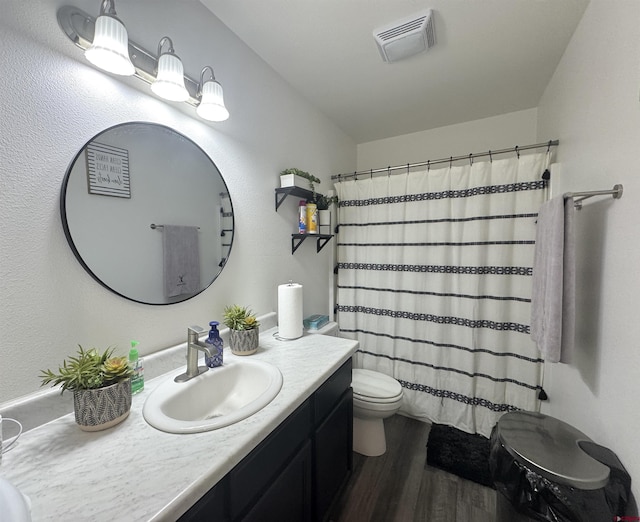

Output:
xmin=229 ymin=400 xmax=311 ymax=518
xmin=240 ymin=440 xmax=312 ymax=522
xmin=314 ymin=388 xmax=353 ymax=522
xmin=314 ymin=359 xmax=352 ymax=425
xmin=178 ymin=478 xmax=228 ymax=522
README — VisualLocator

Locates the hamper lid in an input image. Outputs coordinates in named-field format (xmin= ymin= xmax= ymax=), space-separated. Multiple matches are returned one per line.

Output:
xmin=496 ymin=411 xmax=610 ymax=490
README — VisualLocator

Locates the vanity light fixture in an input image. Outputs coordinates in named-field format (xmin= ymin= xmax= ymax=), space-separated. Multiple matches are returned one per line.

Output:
xmin=151 ymin=37 xmax=189 ymax=102
xmin=196 ymin=67 xmax=229 ymax=122
xmin=57 ymin=3 xmax=229 ymax=121
xmin=84 ymin=0 xmax=134 ymax=75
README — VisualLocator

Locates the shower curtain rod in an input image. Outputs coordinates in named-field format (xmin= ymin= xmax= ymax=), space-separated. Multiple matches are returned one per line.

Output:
xmin=331 ymin=140 xmax=559 ymax=181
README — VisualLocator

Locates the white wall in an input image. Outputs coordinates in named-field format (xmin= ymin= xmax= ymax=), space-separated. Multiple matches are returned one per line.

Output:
xmin=537 ymin=0 xmax=640 ymax=498
xmin=356 ymin=108 xmax=538 ymax=172
xmin=5 ymin=0 xmax=638 ymax=497
xmin=0 ymin=1 xmax=355 ymax=403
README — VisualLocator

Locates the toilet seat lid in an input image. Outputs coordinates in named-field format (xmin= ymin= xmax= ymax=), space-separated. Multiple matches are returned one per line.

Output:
xmin=352 ymin=369 xmax=403 ymax=401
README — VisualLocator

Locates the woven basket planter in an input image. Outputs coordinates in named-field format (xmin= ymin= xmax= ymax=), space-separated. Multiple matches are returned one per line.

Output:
xmin=73 ymin=378 xmax=132 ymax=431
xmin=230 ymin=328 xmax=259 ymax=356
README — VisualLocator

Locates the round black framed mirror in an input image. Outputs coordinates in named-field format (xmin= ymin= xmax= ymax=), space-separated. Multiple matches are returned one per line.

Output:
xmin=61 ymin=122 xmax=234 ymax=305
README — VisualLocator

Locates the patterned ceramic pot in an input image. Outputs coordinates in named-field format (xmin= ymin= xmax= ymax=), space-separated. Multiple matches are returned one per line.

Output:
xmin=73 ymin=378 xmax=132 ymax=431
xmin=230 ymin=328 xmax=259 ymax=356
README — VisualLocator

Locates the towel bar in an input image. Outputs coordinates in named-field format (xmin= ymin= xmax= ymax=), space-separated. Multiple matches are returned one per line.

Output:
xmin=564 ymin=184 xmax=623 ymax=209
xmin=150 ymin=224 xmax=201 ymax=230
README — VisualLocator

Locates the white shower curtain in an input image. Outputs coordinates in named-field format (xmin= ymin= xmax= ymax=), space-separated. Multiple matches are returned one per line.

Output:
xmin=335 ymin=152 xmax=549 ymax=437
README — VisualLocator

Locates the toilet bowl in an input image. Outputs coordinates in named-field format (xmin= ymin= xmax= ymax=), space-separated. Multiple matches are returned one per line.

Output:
xmin=352 ymin=368 xmax=403 ymax=457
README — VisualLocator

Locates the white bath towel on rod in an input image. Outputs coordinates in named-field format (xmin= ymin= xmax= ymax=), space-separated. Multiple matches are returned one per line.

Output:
xmin=530 ymin=195 xmax=576 ymax=363
xmin=162 ymin=225 xmax=201 ymax=298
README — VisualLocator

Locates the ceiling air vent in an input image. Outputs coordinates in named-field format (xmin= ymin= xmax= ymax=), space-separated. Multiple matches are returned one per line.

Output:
xmin=373 ymin=10 xmax=435 ymax=63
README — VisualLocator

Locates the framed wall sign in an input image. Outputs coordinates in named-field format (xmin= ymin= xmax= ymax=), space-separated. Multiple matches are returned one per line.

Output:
xmin=86 ymin=141 xmax=131 ymax=198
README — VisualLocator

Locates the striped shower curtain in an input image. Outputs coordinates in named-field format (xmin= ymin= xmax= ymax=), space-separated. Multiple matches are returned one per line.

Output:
xmin=335 ymin=152 xmax=549 ymax=437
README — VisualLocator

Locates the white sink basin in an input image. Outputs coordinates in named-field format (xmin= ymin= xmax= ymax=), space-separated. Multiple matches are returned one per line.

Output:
xmin=143 ymin=359 xmax=283 ymax=434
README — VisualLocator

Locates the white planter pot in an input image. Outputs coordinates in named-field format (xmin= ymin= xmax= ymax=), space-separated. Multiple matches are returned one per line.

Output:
xmin=319 ymin=209 xmax=331 ymax=226
xmin=280 ymin=174 xmax=307 ymax=189
xmin=319 ymin=209 xmax=331 ymax=234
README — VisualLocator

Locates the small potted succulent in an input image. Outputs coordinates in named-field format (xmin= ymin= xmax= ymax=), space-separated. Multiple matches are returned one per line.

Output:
xmin=223 ymin=305 xmax=261 ymax=355
xmin=279 ymin=167 xmax=321 ymax=195
xmin=40 ymin=346 xmax=133 ymax=431
xmin=315 ymin=193 xmax=339 ymax=233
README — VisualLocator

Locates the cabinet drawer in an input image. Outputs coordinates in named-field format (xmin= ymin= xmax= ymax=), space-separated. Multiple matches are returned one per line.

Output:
xmin=314 ymin=358 xmax=352 ymax=425
xmin=229 ymin=398 xmax=312 ymax=519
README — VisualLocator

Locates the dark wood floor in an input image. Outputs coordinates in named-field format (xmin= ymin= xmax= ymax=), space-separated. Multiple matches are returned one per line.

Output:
xmin=328 ymin=415 xmax=497 ymax=522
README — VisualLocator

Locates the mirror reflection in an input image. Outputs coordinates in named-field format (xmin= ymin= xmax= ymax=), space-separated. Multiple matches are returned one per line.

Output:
xmin=61 ymin=122 xmax=234 ymax=305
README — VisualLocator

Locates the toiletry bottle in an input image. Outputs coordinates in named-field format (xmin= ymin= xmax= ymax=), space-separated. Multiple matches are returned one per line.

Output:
xmin=298 ymin=200 xmax=307 ymax=234
xmin=306 ymin=200 xmax=318 ymax=234
xmin=205 ymin=321 xmax=224 ymax=368
xmin=129 ymin=341 xmax=144 ymax=394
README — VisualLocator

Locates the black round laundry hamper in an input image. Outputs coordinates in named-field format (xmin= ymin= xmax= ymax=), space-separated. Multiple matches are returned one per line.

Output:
xmin=489 ymin=411 xmax=632 ymax=522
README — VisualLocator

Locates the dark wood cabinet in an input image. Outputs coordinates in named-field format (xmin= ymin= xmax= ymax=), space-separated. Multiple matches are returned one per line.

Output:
xmin=179 ymin=358 xmax=353 ymax=522
xmin=314 ymin=388 xmax=353 ymax=522
xmin=179 ymin=477 xmax=228 ymax=522
xmin=242 ymin=441 xmax=312 ymax=522
xmin=229 ymin=398 xmax=312 ymax=519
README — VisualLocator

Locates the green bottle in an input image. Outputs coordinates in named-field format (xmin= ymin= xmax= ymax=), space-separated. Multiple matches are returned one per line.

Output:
xmin=129 ymin=340 xmax=144 ymax=394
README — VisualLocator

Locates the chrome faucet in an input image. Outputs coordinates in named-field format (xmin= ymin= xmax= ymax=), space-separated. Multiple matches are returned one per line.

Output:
xmin=175 ymin=325 xmax=214 ymax=383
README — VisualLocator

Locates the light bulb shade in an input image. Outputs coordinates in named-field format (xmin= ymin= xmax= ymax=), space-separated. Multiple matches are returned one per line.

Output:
xmin=197 ymin=80 xmax=229 ymax=122
xmin=151 ymin=53 xmax=189 ymax=102
xmin=85 ymin=14 xmax=135 ymax=76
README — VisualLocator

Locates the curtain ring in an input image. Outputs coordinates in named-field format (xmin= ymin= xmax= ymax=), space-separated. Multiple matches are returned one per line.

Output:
xmin=546 ymin=140 xmax=552 ymax=154
xmin=449 ymin=156 xmax=453 ymax=168
xmin=427 ymin=160 xmax=430 ymax=172
xmin=489 ymin=150 xmax=493 ymax=163
xmin=468 ymin=153 xmax=473 ymax=166
xmin=407 ymin=163 xmax=410 ymax=174
xmin=370 ymin=169 xmax=373 ymax=180
xmin=387 ymin=166 xmax=391 ymax=177
xmin=515 ymin=145 xmax=520 ymax=159
xmin=354 ymin=170 xmax=357 ymax=181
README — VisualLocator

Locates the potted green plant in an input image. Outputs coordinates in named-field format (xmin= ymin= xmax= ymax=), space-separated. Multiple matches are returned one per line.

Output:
xmin=314 ymin=194 xmax=339 ymax=210
xmin=315 ymin=193 xmax=339 ymax=233
xmin=40 ymin=346 xmax=133 ymax=431
xmin=223 ymin=304 xmax=261 ymax=355
xmin=279 ymin=168 xmax=321 ymax=195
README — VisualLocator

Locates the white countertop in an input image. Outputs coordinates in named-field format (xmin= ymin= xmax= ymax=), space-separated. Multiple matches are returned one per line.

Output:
xmin=0 ymin=327 xmax=358 ymax=521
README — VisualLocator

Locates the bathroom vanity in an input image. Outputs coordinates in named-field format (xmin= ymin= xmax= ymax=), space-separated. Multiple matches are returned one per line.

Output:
xmin=0 ymin=326 xmax=357 ymax=521
xmin=182 ymin=357 xmax=353 ymax=521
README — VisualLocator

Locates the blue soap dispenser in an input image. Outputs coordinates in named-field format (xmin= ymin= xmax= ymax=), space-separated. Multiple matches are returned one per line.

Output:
xmin=205 ymin=321 xmax=223 ymax=368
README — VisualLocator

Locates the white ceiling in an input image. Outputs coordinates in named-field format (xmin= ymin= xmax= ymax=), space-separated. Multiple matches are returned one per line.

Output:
xmin=200 ymin=0 xmax=589 ymax=144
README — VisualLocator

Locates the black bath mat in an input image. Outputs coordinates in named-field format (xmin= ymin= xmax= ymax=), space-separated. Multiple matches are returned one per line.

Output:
xmin=426 ymin=423 xmax=494 ymax=489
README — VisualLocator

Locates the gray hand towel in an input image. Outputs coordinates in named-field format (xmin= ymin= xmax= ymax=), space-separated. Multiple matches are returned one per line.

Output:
xmin=530 ymin=196 xmax=576 ymax=363
xmin=162 ymin=225 xmax=201 ymax=298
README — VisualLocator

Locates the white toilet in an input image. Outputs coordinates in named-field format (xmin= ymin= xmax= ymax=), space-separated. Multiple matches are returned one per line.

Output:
xmin=309 ymin=322 xmax=404 ymax=457
xmin=352 ymin=368 xmax=403 ymax=456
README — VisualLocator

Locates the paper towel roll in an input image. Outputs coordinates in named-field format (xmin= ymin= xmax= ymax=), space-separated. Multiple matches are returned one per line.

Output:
xmin=278 ymin=283 xmax=303 ymax=339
